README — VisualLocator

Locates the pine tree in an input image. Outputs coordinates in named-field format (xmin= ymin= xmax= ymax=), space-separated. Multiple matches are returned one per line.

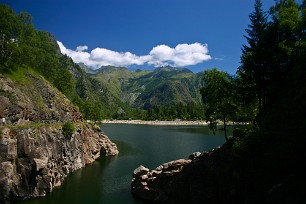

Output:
xmin=239 ymin=0 xmax=268 ymax=112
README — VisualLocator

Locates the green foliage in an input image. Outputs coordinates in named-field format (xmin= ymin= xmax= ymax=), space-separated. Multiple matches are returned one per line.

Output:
xmin=238 ymin=0 xmax=305 ymax=125
xmin=239 ymin=0 xmax=268 ymax=112
xmin=200 ymin=68 xmax=237 ymax=139
xmin=82 ymin=101 xmax=103 ymax=121
xmin=232 ymin=127 xmax=258 ymax=152
xmin=0 ymin=5 xmax=113 ymax=120
xmin=92 ymin=66 xmax=203 ymax=110
xmin=0 ymin=4 xmax=75 ymax=97
xmin=62 ymin=122 xmax=75 ymax=138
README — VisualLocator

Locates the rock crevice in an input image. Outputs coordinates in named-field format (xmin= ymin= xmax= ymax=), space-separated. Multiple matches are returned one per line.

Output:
xmin=0 ymin=74 xmax=119 ymax=203
xmin=0 ymin=124 xmax=118 ymax=202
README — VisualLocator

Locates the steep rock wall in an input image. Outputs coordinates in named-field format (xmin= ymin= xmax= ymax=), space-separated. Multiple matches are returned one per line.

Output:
xmin=0 ymin=123 xmax=118 ymax=202
xmin=0 ymin=73 xmax=119 ymax=203
xmin=0 ymin=73 xmax=82 ymax=125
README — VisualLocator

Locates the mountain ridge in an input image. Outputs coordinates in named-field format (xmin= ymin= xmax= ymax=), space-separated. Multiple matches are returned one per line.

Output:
xmin=88 ymin=65 xmax=205 ymax=110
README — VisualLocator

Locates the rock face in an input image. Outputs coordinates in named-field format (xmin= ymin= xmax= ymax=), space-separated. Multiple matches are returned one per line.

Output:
xmin=0 ymin=124 xmax=118 ymax=202
xmin=131 ymin=144 xmax=241 ymax=203
xmin=0 ymin=74 xmax=119 ymax=202
xmin=131 ymin=159 xmax=193 ymax=202
xmin=0 ymin=74 xmax=82 ymax=125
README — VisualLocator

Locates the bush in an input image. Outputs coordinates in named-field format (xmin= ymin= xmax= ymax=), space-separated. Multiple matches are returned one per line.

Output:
xmin=62 ymin=121 xmax=75 ymax=139
xmin=233 ymin=126 xmax=262 ymax=153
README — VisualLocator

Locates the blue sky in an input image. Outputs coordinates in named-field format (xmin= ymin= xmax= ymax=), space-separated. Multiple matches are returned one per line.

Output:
xmin=3 ymin=0 xmax=284 ymax=74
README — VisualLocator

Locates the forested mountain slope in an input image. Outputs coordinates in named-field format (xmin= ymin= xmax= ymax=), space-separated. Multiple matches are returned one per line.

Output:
xmin=90 ymin=66 xmax=205 ymax=109
xmin=0 ymin=5 xmax=118 ymax=202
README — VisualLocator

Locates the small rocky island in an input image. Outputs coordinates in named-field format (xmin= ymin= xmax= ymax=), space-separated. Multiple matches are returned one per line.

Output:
xmin=0 ymin=74 xmax=118 ymax=203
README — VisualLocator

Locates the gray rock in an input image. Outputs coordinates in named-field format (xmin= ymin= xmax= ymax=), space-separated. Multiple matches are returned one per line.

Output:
xmin=131 ymin=159 xmax=191 ymax=201
xmin=133 ymin=165 xmax=149 ymax=178
xmin=0 ymin=74 xmax=119 ymax=203
xmin=188 ymin=151 xmax=202 ymax=160
xmin=0 ymin=125 xmax=118 ymax=203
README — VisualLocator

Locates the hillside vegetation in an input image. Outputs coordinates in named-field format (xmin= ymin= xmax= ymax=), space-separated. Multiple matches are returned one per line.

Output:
xmin=0 ymin=4 xmax=136 ymax=120
xmin=91 ymin=66 xmax=204 ymax=109
xmin=1 ymin=4 xmax=208 ymax=121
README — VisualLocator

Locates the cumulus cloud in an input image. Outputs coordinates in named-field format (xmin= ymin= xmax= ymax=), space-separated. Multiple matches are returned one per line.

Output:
xmin=148 ymin=43 xmax=211 ymax=67
xmin=57 ymin=41 xmax=211 ymax=69
xmin=76 ymin=45 xmax=88 ymax=52
xmin=90 ymin=48 xmax=146 ymax=66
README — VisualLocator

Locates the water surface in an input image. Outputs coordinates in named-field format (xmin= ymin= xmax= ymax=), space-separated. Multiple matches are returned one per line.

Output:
xmin=19 ymin=124 xmax=228 ymax=204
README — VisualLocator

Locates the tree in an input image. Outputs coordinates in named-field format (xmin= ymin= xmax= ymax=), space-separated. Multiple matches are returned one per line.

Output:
xmin=0 ymin=5 xmax=22 ymax=68
xmin=238 ymin=0 xmax=268 ymax=113
xmin=268 ymin=0 xmax=301 ymax=77
xmin=238 ymin=0 xmax=305 ymax=127
xmin=200 ymin=68 xmax=236 ymax=140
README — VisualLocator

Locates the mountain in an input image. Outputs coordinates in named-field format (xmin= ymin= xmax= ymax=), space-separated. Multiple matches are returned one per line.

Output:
xmin=89 ymin=66 xmax=205 ymax=109
xmin=1 ymin=2 xmax=205 ymax=122
xmin=0 ymin=5 xmax=119 ymax=202
xmin=0 ymin=65 xmax=118 ymax=203
xmin=62 ymin=58 xmax=134 ymax=119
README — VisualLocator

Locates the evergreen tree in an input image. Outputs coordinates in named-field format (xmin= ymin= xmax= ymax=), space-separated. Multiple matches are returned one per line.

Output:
xmin=269 ymin=0 xmax=301 ymax=78
xmin=239 ymin=0 xmax=268 ymax=112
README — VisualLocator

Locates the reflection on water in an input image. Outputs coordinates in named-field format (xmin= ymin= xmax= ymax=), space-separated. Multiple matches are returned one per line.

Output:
xmin=17 ymin=124 xmax=228 ymax=204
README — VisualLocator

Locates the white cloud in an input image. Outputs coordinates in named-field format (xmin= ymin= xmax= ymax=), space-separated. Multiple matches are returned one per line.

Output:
xmin=57 ymin=41 xmax=211 ymax=69
xmin=148 ymin=43 xmax=211 ymax=67
xmin=76 ymin=45 xmax=88 ymax=52
xmin=90 ymin=48 xmax=146 ymax=67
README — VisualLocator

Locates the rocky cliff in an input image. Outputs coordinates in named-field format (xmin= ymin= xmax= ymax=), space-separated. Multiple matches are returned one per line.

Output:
xmin=0 ymin=71 xmax=82 ymax=125
xmin=0 ymin=73 xmax=118 ymax=203
xmin=0 ymin=123 xmax=118 ymax=202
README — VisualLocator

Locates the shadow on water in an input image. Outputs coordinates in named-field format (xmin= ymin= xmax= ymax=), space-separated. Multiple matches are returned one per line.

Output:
xmin=172 ymin=125 xmax=234 ymax=137
xmin=111 ymin=140 xmax=140 ymax=157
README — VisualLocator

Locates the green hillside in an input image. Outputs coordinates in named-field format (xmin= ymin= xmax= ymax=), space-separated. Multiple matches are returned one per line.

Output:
xmin=0 ymin=4 xmax=206 ymax=120
xmin=0 ymin=4 xmax=132 ymax=120
xmin=90 ymin=66 xmax=204 ymax=109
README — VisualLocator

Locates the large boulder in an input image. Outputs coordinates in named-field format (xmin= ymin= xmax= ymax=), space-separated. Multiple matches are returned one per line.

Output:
xmin=131 ymin=159 xmax=191 ymax=201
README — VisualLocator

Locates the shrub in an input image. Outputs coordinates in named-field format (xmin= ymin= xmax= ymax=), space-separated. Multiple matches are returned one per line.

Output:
xmin=233 ymin=126 xmax=261 ymax=153
xmin=62 ymin=122 xmax=75 ymax=139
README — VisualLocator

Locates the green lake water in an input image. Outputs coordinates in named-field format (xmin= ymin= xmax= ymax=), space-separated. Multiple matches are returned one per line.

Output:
xmin=18 ymin=124 xmax=228 ymax=204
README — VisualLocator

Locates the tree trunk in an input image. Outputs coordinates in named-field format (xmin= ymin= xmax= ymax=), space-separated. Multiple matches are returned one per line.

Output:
xmin=223 ymin=115 xmax=228 ymax=141
xmin=259 ymin=88 xmax=263 ymax=113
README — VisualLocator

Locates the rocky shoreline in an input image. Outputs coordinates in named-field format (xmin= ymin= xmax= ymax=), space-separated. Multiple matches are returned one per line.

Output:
xmin=102 ymin=120 xmax=209 ymax=126
xmin=0 ymin=123 xmax=118 ymax=203
xmin=0 ymin=74 xmax=119 ymax=203
xmin=130 ymin=141 xmax=240 ymax=203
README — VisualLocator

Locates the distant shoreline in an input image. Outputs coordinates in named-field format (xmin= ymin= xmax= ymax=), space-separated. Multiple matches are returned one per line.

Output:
xmin=101 ymin=120 xmax=209 ymax=126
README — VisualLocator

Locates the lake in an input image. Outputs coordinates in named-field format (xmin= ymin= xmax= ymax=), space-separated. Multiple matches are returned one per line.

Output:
xmin=18 ymin=124 xmax=228 ymax=204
